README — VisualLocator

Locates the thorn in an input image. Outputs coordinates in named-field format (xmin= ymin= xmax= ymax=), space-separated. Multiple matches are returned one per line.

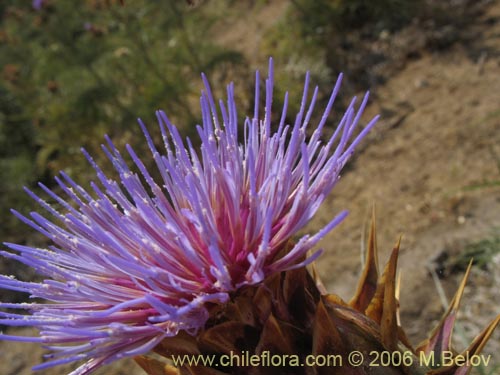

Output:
xmin=380 ymin=238 xmax=401 ymax=351
xmin=349 ymin=208 xmax=379 ymax=312
xmin=416 ymin=260 xmax=473 ymax=355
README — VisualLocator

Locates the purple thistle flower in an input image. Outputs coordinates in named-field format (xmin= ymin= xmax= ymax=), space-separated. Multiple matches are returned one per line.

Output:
xmin=32 ymin=0 xmax=45 ymax=11
xmin=0 ymin=59 xmax=378 ymax=374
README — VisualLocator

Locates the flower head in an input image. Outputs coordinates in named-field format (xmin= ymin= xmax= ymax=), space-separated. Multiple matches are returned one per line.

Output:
xmin=0 ymin=59 xmax=377 ymax=374
xmin=32 ymin=0 xmax=46 ymax=10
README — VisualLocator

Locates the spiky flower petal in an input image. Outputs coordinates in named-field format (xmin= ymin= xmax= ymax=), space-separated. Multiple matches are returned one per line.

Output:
xmin=0 ymin=59 xmax=377 ymax=374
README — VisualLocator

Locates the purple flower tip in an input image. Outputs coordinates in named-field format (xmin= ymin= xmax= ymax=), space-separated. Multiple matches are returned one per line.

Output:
xmin=0 ymin=59 xmax=378 ymax=374
xmin=32 ymin=0 xmax=45 ymax=10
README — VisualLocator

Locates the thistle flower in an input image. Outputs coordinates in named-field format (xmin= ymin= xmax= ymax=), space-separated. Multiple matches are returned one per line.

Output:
xmin=32 ymin=0 xmax=46 ymax=10
xmin=0 ymin=59 xmax=377 ymax=374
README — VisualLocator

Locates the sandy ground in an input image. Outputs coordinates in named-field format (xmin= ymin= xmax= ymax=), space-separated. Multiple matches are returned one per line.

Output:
xmin=310 ymin=0 xmax=500 ymax=368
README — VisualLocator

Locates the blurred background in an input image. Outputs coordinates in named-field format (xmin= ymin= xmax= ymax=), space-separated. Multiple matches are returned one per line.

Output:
xmin=0 ymin=0 xmax=499 ymax=374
